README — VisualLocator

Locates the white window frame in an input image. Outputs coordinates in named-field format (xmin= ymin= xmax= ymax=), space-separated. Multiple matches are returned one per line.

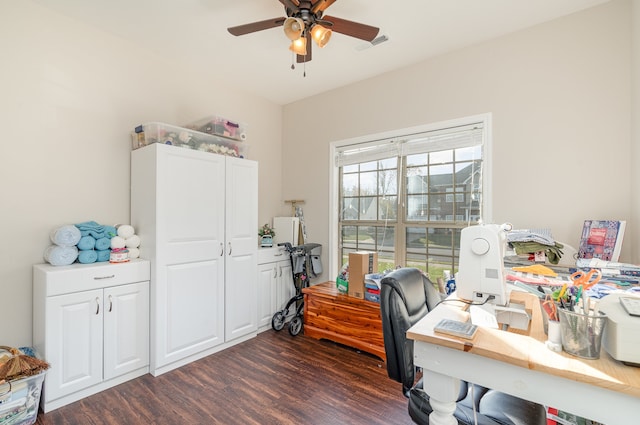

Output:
xmin=327 ymin=113 xmax=493 ymax=277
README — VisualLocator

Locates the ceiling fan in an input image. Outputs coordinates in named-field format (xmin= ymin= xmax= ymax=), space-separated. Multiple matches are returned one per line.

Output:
xmin=227 ymin=0 xmax=380 ymax=64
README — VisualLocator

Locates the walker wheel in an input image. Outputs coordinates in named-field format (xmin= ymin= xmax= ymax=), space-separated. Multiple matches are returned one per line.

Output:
xmin=288 ymin=316 xmax=303 ymax=336
xmin=272 ymin=311 xmax=286 ymax=331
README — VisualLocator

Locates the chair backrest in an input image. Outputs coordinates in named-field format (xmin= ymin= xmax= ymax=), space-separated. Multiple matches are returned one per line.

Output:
xmin=380 ymin=268 xmax=442 ymax=394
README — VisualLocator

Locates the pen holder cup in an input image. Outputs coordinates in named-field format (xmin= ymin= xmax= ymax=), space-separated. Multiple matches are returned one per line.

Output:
xmin=558 ymin=309 xmax=607 ymax=359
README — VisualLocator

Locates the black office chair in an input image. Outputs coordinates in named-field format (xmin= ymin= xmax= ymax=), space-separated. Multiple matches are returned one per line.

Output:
xmin=380 ymin=268 xmax=547 ymax=425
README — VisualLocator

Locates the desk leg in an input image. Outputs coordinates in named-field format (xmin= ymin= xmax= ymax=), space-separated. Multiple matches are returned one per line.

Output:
xmin=423 ymin=369 xmax=460 ymax=425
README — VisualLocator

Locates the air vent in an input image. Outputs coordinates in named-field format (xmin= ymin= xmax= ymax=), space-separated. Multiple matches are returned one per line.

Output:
xmin=355 ymin=34 xmax=389 ymax=51
xmin=371 ymin=34 xmax=389 ymax=46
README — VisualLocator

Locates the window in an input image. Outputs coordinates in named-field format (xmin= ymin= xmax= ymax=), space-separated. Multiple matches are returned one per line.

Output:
xmin=331 ymin=115 xmax=490 ymax=282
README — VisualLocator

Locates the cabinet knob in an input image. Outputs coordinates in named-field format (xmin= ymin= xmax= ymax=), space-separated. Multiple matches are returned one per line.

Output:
xmin=227 ymin=242 xmax=232 ymax=256
xmin=219 ymin=243 xmax=224 ymax=257
xmin=94 ymin=274 xmax=115 ymax=280
xmin=108 ymin=295 xmax=113 ymax=313
xmin=95 ymin=297 xmax=100 ymax=315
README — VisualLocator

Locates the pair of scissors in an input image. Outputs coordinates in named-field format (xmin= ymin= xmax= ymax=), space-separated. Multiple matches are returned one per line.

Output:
xmin=570 ymin=268 xmax=602 ymax=290
xmin=542 ymin=294 xmax=558 ymax=321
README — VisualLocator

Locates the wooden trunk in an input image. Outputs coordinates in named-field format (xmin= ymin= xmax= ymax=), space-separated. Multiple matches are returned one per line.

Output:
xmin=302 ymin=281 xmax=385 ymax=361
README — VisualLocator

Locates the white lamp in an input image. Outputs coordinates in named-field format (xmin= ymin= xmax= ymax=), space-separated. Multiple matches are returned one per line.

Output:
xmin=289 ymin=36 xmax=307 ymax=56
xmin=311 ymin=25 xmax=332 ymax=48
xmin=283 ymin=17 xmax=305 ymax=41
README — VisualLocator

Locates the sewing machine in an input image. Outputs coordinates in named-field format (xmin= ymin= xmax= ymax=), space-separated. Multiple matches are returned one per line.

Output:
xmin=456 ymin=223 xmax=531 ymax=330
xmin=598 ymin=293 xmax=640 ymax=366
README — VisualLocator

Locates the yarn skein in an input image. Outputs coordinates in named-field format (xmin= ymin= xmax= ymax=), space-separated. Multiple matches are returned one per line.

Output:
xmin=128 ymin=248 xmax=140 ymax=259
xmin=125 ymin=235 xmax=141 ymax=249
xmin=117 ymin=225 xmax=135 ymax=239
xmin=111 ymin=236 xmax=126 ymax=250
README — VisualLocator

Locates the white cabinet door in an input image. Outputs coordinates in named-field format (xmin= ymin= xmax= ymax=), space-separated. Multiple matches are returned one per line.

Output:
xmin=103 ymin=282 xmax=149 ymax=381
xmin=257 ymin=262 xmax=277 ymax=328
xmin=154 ymin=147 xmax=226 ymax=367
xmin=45 ymin=289 xmax=103 ymax=401
xmin=164 ymin=262 xmax=224 ymax=355
xmin=225 ymin=157 xmax=258 ymax=341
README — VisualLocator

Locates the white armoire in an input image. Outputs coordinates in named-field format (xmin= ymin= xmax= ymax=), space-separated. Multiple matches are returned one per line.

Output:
xmin=131 ymin=143 xmax=258 ymax=376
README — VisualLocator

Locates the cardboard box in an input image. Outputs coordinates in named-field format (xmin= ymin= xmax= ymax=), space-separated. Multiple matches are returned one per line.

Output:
xmin=348 ymin=252 xmax=377 ymax=299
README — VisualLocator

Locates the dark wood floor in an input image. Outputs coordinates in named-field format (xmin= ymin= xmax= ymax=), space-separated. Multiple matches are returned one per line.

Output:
xmin=35 ymin=330 xmax=413 ymax=425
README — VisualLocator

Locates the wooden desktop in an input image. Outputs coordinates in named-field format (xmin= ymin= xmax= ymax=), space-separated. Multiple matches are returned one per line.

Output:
xmin=407 ymin=291 xmax=640 ymax=425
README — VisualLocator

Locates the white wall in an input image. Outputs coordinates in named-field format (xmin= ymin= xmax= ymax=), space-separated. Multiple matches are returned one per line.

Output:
xmin=283 ymin=0 xmax=633 ymax=280
xmin=632 ymin=1 xmax=640 ymax=264
xmin=0 ymin=1 xmax=283 ymax=347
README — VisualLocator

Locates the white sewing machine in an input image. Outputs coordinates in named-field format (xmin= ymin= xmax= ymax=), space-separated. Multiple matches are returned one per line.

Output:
xmin=598 ymin=293 xmax=640 ymax=366
xmin=456 ymin=223 xmax=531 ymax=330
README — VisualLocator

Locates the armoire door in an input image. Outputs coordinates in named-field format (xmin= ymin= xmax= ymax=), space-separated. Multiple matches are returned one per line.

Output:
xmin=224 ymin=156 xmax=258 ymax=341
xmin=155 ymin=147 xmax=226 ymax=366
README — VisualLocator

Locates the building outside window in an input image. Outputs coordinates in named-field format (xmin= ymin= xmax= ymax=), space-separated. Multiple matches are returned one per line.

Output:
xmin=332 ymin=116 xmax=490 ymax=282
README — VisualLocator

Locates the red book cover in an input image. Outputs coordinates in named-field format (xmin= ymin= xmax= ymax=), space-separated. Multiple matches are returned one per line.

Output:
xmin=577 ymin=220 xmax=626 ymax=262
xmin=586 ymin=227 xmax=606 ymax=246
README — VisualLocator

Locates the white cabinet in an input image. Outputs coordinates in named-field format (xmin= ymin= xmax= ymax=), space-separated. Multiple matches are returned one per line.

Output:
xmin=257 ymin=247 xmax=295 ymax=330
xmin=131 ymin=143 xmax=258 ymax=376
xmin=33 ymin=260 xmax=150 ymax=413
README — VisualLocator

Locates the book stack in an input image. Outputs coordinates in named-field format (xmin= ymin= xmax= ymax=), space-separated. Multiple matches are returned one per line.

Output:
xmin=364 ymin=273 xmax=383 ymax=303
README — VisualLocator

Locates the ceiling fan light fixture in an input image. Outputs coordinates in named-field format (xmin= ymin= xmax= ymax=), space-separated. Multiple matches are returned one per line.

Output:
xmin=311 ymin=25 xmax=332 ymax=48
xmin=289 ymin=37 xmax=307 ymax=56
xmin=283 ymin=17 xmax=305 ymax=41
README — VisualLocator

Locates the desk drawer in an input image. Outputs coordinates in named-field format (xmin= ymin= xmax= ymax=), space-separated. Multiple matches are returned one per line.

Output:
xmin=34 ymin=260 xmax=151 ymax=296
xmin=258 ymin=247 xmax=288 ymax=264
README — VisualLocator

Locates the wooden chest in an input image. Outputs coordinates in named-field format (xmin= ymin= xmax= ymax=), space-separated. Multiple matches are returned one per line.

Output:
xmin=302 ymin=281 xmax=385 ymax=361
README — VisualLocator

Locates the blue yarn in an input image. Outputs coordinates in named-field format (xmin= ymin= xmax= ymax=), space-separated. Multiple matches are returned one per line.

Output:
xmin=103 ymin=225 xmax=117 ymax=238
xmin=95 ymin=237 xmax=111 ymax=251
xmin=96 ymin=249 xmax=111 ymax=262
xmin=78 ymin=250 xmax=98 ymax=264
xmin=77 ymin=235 xmax=96 ymax=250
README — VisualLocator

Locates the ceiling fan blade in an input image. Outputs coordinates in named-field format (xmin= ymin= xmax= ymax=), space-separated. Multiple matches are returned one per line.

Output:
xmin=297 ymin=35 xmax=312 ymax=63
xmin=323 ymin=15 xmax=379 ymax=41
xmin=311 ymin=0 xmax=337 ymax=14
xmin=227 ymin=17 xmax=286 ymax=36
xmin=279 ymin=0 xmax=300 ymax=12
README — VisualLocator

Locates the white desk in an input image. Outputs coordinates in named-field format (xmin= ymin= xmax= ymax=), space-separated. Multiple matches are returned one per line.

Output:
xmin=407 ymin=291 xmax=640 ymax=425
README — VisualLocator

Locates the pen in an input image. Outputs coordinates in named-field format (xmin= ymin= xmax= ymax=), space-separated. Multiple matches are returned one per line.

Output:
xmin=575 ymin=285 xmax=583 ymax=303
xmin=582 ymin=294 xmax=589 ymax=313
xmin=558 ymin=284 xmax=568 ymax=299
xmin=559 ymin=298 xmax=566 ymax=310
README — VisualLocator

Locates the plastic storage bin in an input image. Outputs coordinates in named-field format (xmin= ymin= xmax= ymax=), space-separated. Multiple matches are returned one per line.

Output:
xmin=183 ymin=115 xmax=247 ymax=142
xmin=0 ymin=372 xmax=45 ymax=425
xmin=131 ymin=122 xmax=248 ymax=158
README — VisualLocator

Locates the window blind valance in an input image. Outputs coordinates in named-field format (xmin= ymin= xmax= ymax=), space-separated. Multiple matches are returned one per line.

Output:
xmin=335 ymin=123 xmax=483 ymax=167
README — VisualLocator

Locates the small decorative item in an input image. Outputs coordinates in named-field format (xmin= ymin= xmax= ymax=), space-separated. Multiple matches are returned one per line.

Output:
xmin=110 ymin=248 xmax=129 ymax=263
xmin=259 ymin=223 xmax=275 ymax=247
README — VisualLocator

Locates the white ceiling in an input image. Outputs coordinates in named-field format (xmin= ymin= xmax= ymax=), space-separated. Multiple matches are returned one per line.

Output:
xmin=33 ymin=0 xmax=609 ymax=105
